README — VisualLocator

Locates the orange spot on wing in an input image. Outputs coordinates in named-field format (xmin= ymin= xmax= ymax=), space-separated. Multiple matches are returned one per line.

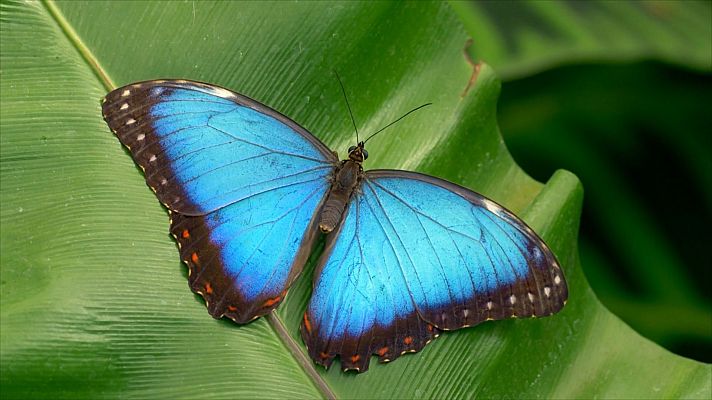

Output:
xmin=191 ymin=252 xmax=199 ymax=263
xmin=182 ymin=229 xmax=190 ymax=239
xmin=204 ymin=282 xmax=213 ymax=295
xmin=319 ymin=351 xmax=330 ymax=359
xmin=404 ymin=336 xmax=413 ymax=345
xmin=227 ymin=305 xmax=237 ymax=312
xmin=350 ymin=354 xmax=360 ymax=363
xmin=263 ymin=295 xmax=281 ymax=307
xmin=427 ymin=324 xmax=434 ymax=332
xmin=377 ymin=347 xmax=389 ymax=357
xmin=303 ymin=313 xmax=312 ymax=334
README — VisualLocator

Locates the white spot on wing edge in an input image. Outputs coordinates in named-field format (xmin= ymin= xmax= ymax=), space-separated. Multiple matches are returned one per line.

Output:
xmin=151 ymin=87 xmax=166 ymax=96
xmin=121 ymin=89 xmax=130 ymax=97
xmin=120 ymin=103 xmax=129 ymax=110
xmin=481 ymin=198 xmax=500 ymax=214
xmin=137 ymin=133 xmax=145 ymax=141
xmin=206 ymin=86 xmax=236 ymax=99
xmin=554 ymin=275 xmax=562 ymax=285
xmin=126 ymin=118 xmax=136 ymax=125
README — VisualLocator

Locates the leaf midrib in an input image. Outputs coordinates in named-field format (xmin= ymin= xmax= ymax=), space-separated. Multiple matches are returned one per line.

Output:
xmin=41 ymin=0 xmax=332 ymax=397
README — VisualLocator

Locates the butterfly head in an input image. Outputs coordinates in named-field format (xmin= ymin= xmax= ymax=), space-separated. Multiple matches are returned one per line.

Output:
xmin=348 ymin=142 xmax=368 ymax=163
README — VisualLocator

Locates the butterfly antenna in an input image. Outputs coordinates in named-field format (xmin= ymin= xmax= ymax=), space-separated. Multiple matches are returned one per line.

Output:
xmin=334 ymin=70 xmax=360 ymax=143
xmin=363 ymin=103 xmax=432 ymax=144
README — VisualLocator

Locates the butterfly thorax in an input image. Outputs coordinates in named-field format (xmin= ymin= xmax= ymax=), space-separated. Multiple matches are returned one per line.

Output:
xmin=318 ymin=149 xmax=365 ymax=233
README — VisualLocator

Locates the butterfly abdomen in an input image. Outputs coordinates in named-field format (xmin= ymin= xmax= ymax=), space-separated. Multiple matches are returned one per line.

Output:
xmin=319 ymin=160 xmax=363 ymax=233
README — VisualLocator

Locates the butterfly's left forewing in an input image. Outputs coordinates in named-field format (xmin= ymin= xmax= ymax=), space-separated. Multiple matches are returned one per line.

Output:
xmin=301 ymin=170 xmax=567 ymax=372
xmin=102 ymin=80 xmax=337 ymax=322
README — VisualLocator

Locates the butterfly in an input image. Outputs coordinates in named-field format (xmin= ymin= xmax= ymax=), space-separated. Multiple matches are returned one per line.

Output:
xmin=101 ymin=79 xmax=568 ymax=372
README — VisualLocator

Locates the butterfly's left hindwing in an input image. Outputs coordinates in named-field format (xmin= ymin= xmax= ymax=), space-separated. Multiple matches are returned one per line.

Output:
xmin=301 ymin=170 xmax=567 ymax=372
xmin=102 ymin=80 xmax=336 ymax=322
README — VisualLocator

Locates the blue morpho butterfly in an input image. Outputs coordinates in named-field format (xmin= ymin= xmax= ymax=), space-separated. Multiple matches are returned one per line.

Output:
xmin=101 ymin=79 xmax=567 ymax=373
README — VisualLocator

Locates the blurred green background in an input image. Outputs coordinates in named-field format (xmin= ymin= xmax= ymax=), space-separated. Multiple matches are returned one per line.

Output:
xmin=454 ymin=0 xmax=712 ymax=362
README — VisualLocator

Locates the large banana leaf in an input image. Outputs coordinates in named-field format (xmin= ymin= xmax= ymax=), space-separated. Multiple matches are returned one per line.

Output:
xmin=1 ymin=1 xmax=709 ymax=398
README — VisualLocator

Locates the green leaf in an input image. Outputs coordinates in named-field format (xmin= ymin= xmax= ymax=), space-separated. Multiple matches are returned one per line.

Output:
xmin=1 ymin=1 xmax=709 ymax=399
xmin=496 ymin=63 xmax=712 ymax=357
xmin=449 ymin=0 xmax=712 ymax=80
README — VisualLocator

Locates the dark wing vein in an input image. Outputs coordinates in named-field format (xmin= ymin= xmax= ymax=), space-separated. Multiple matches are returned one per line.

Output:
xmin=180 ymin=166 xmax=331 ymax=211
xmin=187 ymin=176 xmax=324 ymax=283
xmin=207 ymin=123 xmax=328 ymax=164
xmin=446 ymin=230 xmax=481 ymax=319
xmin=323 ymin=228 xmax=360 ymax=342
xmin=364 ymin=181 xmax=431 ymax=309
xmin=361 ymin=189 xmax=420 ymax=319
xmin=223 ymin=184 xmax=322 ymax=283
xmin=252 ymin=184 xmax=322 ymax=298
xmin=477 ymin=209 xmax=528 ymax=283
xmin=369 ymin=181 xmax=484 ymax=243
xmin=410 ymin=207 xmax=459 ymax=312
xmin=211 ymin=183 xmax=323 ymax=307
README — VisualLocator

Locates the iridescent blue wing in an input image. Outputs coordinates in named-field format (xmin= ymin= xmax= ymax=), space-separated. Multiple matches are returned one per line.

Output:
xmin=102 ymin=80 xmax=337 ymax=322
xmin=301 ymin=170 xmax=567 ymax=372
